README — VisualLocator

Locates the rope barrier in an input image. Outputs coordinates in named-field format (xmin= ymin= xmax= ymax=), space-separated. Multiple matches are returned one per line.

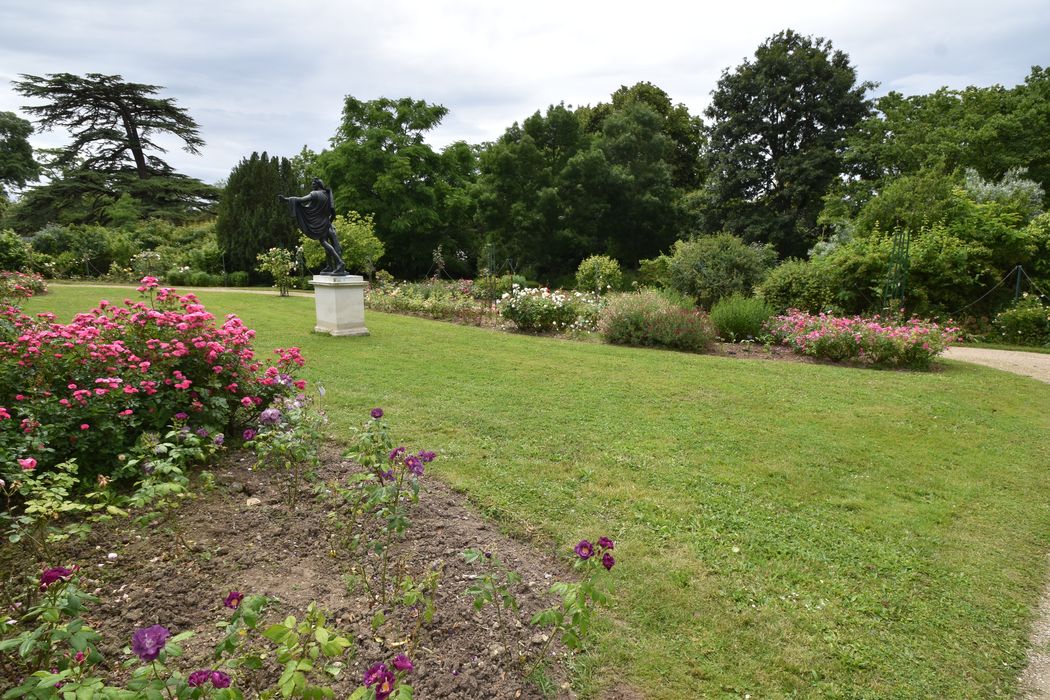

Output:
xmin=1020 ymin=266 xmax=1050 ymax=300
xmin=946 ymin=266 xmax=1017 ymax=317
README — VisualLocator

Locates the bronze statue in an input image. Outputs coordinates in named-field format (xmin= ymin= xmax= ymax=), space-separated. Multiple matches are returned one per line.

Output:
xmin=279 ymin=177 xmax=346 ymax=275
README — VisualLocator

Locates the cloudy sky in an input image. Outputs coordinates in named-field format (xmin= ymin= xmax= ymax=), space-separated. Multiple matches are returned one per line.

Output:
xmin=1 ymin=0 xmax=1047 ymax=185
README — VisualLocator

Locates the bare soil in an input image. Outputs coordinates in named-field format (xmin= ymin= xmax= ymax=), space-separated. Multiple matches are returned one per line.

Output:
xmin=5 ymin=448 xmax=619 ymax=698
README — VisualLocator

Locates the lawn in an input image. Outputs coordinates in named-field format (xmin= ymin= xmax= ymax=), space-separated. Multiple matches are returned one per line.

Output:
xmin=26 ymin=285 xmax=1050 ymax=699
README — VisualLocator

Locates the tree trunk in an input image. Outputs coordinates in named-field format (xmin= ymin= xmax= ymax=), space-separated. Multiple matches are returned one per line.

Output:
xmin=119 ymin=107 xmax=149 ymax=179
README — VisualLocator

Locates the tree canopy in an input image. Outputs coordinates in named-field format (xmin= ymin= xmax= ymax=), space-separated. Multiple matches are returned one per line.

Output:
xmin=318 ymin=96 xmax=477 ymax=277
xmin=0 ymin=111 xmax=39 ymax=200
xmin=473 ymin=84 xmax=695 ymax=280
xmin=702 ymin=29 xmax=874 ymax=258
xmin=844 ymin=66 xmax=1050 ymax=201
xmin=215 ymin=152 xmax=299 ymax=278
xmin=9 ymin=73 xmax=217 ymax=230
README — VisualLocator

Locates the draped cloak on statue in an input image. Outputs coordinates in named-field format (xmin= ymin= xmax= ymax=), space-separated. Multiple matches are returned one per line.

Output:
xmin=287 ymin=187 xmax=336 ymax=240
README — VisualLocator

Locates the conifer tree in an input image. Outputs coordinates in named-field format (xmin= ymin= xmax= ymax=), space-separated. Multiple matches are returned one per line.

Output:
xmin=215 ymin=152 xmax=299 ymax=276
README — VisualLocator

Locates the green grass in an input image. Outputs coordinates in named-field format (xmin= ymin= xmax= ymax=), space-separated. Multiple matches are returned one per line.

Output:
xmin=24 ymin=286 xmax=1050 ymax=699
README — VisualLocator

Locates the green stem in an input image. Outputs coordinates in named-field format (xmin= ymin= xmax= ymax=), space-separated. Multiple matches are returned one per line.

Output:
xmin=151 ymin=660 xmax=176 ymax=700
xmin=524 ymin=627 xmax=559 ymax=680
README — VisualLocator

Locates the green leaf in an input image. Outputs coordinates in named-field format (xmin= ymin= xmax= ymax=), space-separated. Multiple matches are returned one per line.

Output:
xmin=37 ymin=671 xmax=70 ymax=688
xmin=262 ymin=624 xmax=290 ymax=643
xmin=240 ymin=655 xmax=264 ymax=670
xmin=0 ymin=637 xmax=23 ymax=652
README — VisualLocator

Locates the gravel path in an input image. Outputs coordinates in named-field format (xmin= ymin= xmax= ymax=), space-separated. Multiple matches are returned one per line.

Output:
xmin=941 ymin=346 xmax=1050 ymax=384
xmin=944 ymin=347 xmax=1050 ymax=698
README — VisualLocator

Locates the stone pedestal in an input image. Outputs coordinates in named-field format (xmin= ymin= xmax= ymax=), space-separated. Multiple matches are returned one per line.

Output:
xmin=310 ymin=274 xmax=368 ymax=336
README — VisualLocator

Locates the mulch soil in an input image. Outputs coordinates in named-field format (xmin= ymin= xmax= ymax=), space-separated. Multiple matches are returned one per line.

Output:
xmin=3 ymin=448 xmax=600 ymax=699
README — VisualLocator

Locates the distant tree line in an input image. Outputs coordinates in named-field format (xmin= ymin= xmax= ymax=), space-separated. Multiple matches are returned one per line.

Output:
xmin=2 ymin=29 xmax=1049 ymax=304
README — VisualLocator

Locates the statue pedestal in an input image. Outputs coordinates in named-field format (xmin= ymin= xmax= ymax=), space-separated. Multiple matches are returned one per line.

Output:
xmin=310 ymin=275 xmax=369 ymax=336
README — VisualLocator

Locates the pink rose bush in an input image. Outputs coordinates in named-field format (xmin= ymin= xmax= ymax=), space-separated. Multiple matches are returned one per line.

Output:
xmin=0 ymin=271 xmax=47 ymax=305
xmin=767 ymin=310 xmax=959 ymax=370
xmin=0 ymin=281 xmax=306 ymax=483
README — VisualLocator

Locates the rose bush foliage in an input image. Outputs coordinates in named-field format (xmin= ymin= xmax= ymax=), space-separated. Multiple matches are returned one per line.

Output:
xmin=0 ymin=278 xmax=306 ymax=484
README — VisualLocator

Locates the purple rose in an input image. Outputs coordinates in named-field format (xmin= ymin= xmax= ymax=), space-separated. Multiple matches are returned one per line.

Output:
xmin=381 ymin=469 xmax=395 ymax=481
xmin=375 ymin=669 xmax=396 ymax=700
xmin=389 ymin=446 xmax=406 ymax=461
xmin=405 ymin=455 xmax=424 ymax=476
xmin=174 ymin=412 xmax=188 ymax=421
xmin=370 ymin=407 xmax=384 ymax=419
xmin=392 ymin=653 xmax=413 ymax=672
xmin=195 ymin=428 xmax=209 ymax=438
xmin=213 ymin=433 xmax=225 ymax=446
xmin=224 ymin=591 xmax=244 ymax=609
xmin=210 ymin=671 xmax=231 ymax=688
xmin=242 ymin=428 xmax=256 ymax=441
xmin=417 ymin=450 xmax=436 ymax=464
xmin=39 ymin=566 xmax=76 ymax=590
xmin=597 ymin=536 xmax=614 ymax=550
xmin=574 ymin=540 xmax=594 ymax=560
xmin=364 ymin=662 xmax=389 ymax=687
xmin=131 ymin=624 xmax=170 ymax=662
xmin=259 ymin=408 xmax=282 ymax=426
xmin=602 ymin=552 xmax=615 ymax=571
xmin=188 ymin=670 xmax=211 ymax=687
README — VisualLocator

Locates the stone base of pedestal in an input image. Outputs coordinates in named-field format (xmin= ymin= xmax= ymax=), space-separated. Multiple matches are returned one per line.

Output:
xmin=310 ymin=274 xmax=368 ymax=337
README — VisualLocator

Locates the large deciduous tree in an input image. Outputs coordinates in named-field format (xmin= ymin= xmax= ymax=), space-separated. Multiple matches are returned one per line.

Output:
xmin=473 ymin=104 xmax=592 ymax=277
xmin=215 ymin=152 xmax=299 ymax=278
xmin=702 ymin=29 xmax=874 ymax=258
xmin=578 ymin=81 xmax=705 ymax=190
xmin=843 ymin=66 xmax=1050 ymax=203
xmin=10 ymin=73 xmax=217 ymax=229
xmin=474 ymin=84 xmax=698 ymax=280
xmin=317 ymin=96 xmax=477 ymax=277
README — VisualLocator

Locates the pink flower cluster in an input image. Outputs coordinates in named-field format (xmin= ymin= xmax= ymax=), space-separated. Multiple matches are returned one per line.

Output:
xmin=0 ymin=281 xmax=307 ymax=479
xmin=767 ymin=310 xmax=959 ymax=369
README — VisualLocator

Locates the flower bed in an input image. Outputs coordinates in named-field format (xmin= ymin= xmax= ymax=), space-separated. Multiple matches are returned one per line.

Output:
xmin=767 ymin=310 xmax=959 ymax=370
xmin=365 ymin=279 xmax=488 ymax=323
xmin=0 ymin=278 xmax=305 ymax=483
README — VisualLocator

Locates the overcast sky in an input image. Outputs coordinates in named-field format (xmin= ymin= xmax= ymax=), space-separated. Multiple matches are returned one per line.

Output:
xmin=1 ymin=0 xmax=1047 ymax=185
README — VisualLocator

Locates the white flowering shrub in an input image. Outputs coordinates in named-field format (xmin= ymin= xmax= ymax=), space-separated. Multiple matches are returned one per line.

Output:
xmin=497 ymin=286 xmax=604 ymax=333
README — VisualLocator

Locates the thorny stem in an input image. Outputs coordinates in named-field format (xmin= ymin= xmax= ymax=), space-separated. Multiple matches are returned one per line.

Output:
xmin=380 ymin=466 xmax=407 ymax=604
